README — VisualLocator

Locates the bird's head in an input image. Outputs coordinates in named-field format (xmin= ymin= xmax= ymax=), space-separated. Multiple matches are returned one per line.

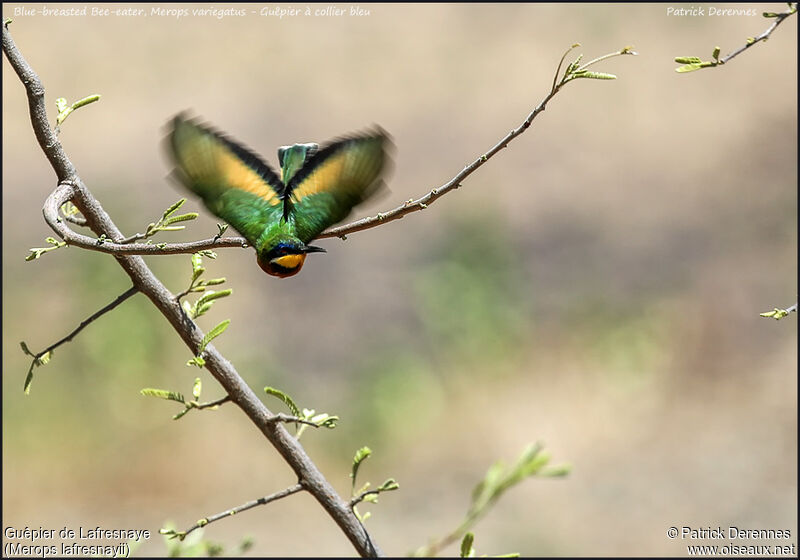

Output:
xmin=257 ymin=239 xmax=326 ymax=278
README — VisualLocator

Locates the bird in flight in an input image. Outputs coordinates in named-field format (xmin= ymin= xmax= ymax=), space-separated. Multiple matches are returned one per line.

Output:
xmin=167 ymin=114 xmax=391 ymax=277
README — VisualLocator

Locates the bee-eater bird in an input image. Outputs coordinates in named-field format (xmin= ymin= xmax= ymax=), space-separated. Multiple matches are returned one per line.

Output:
xmin=167 ymin=114 xmax=391 ymax=277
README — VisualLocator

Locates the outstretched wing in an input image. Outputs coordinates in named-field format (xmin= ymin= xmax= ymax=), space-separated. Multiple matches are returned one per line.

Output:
xmin=167 ymin=115 xmax=285 ymax=246
xmin=286 ymin=130 xmax=391 ymax=243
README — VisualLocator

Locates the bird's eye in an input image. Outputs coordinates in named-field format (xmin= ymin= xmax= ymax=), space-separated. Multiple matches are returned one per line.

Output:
xmin=274 ymin=243 xmax=293 ymax=256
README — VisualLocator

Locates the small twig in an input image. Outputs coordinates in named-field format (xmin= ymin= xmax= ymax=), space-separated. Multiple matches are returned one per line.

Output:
xmin=719 ymin=4 xmax=797 ymax=65
xmin=36 ymin=44 xmax=632 ymax=252
xmin=676 ymin=4 xmax=797 ymax=72
xmin=321 ymin=46 xmax=634 ymax=240
xmin=24 ymin=285 xmax=138 ymax=360
xmin=349 ymin=489 xmax=383 ymax=509
xmin=175 ymin=483 xmax=304 ymax=539
xmin=760 ymin=301 xmax=798 ymax=320
xmin=191 ymin=395 xmax=231 ymax=410
xmin=42 ymin=185 xmax=248 ymax=255
xmin=268 ymin=413 xmax=332 ymax=428
xmin=118 ymin=232 xmax=149 ymax=244
xmin=21 ymin=285 xmax=139 ymax=392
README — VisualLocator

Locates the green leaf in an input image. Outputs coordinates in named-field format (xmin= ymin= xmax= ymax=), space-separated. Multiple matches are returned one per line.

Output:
xmin=712 ymin=46 xmax=721 ymax=60
xmin=173 ymin=407 xmax=191 ymax=420
xmin=675 ymin=63 xmax=708 ymax=73
xmin=760 ymin=306 xmax=796 ymax=320
xmin=196 ymin=289 xmax=233 ymax=308
xmin=202 ymin=278 xmax=227 ymax=286
xmin=20 ymin=341 xmax=33 ymax=356
xmin=60 ymin=201 xmax=80 ymax=217
xmin=542 ymin=463 xmax=572 ymax=477
xmin=163 ymin=212 xmax=199 ymax=226
xmin=23 ymin=364 xmax=34 ymax=395
xmin=674 ymin=56 xmax=703 ymax=64
xmin=378 ymin=478 xmax=399 ymax=492
xmin=187 ymin=356 xmax=206 ymax=368
xmin=141 ymin=388 xmax=186 ymax=403
xmin=192 ymin=378 xmax=202 ymax=399
xmin=163 ymin=198 xmax=187 ymax=217
xmin=55 ymin=94 xmax=101 ymax=126
xmin=37 ymin=351 xmax=52 ymax=366
xmin=191 ymin=253 xmax=205 ymax=281
xmin=573 ymin=71 xmax=616 ymax=80
xmin=194 ymin=303 xmax=213 ymax=317
xmin=264 ymin=387 xmax=301 ymax=417
xmin=310 ymin=413 xmax=339 ymax=429
xmin=460 ymin=533 xmax=475 ymax=558
xmin=71 ymin=94 xmax=101 ymax=110
xmin=198 ymin=319 xmax=230 ymax=353
xmin=351 ymin=446 xmax=372 ymax=489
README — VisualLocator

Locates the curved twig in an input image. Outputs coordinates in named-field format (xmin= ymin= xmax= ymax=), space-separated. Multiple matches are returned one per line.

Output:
xmin=42 ymin=184 xmax=248 ymax=254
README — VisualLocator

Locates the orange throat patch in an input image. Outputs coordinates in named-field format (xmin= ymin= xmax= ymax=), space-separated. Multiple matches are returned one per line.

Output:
xmin=260 ymin=253 xmax=307 ymax=278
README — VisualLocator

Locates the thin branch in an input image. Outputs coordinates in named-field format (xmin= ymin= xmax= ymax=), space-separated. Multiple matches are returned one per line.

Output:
xmin=42 ymin=187 xmax=248 ymax=255
xmin=21 ymin=285 xmax=139 ymax=393
xmin=268 ymin=413 xmax=333 ymax=428
xmin=31 ymin=286 xmax=139 ymax=357
xmin=3 ymin=24 xmax=382 ymax=558
xmin=190 ymin=394 xmax=232 ymax=410
xmin=349 ymin=489 xmax=383 ymax=509
xmin=760 ymin=301 xmax=798 ymax=320
xmin=177 ymin=484 xmax=304 ymax=539
xmin=34 ymin=44 xmax=632 ymax=250
xmin=719 ymin=4 xmax=797 ymax=65
xmin=320 ymin=46 xmax=635 ymax=240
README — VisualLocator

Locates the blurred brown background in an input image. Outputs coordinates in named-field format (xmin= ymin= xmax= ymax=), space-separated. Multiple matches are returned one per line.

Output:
xmin=2 ymin=3 xmax=797 ymax=557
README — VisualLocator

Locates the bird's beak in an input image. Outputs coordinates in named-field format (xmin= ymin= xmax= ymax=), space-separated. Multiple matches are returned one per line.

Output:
xmin=304 ymin=245 xmax=327 ymax=254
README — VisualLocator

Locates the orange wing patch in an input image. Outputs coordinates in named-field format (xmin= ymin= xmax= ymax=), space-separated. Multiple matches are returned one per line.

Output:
xmin=289 ymin=134 xmax=386 ymax=204
xmin=215 ymin=147 xmax=281 ymax=206
xmin=170 ymin=116 xmax=283 ymax=207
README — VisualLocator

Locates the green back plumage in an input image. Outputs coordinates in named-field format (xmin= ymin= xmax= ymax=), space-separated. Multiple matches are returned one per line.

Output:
xmin=167 ymin=115 xmax=391 ymax=276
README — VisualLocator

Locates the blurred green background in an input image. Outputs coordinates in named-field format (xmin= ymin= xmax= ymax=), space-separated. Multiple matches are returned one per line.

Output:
xmin=3 ymin=3 xmax=796 ymax=557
